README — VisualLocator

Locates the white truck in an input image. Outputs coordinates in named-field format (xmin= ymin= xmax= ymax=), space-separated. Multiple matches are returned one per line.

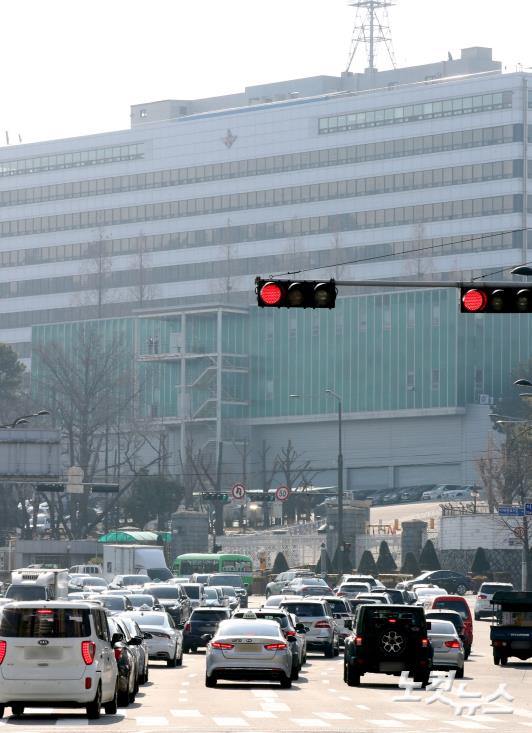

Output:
xmin=103 ymin=544 xmax=172 ymax=582
xmin=5 ymin=568 xmax=68 ymax=601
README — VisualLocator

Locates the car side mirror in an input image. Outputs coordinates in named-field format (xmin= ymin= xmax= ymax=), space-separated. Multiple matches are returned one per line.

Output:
xmin=295 ymin=623 xmax=306 ymax=633
xmin=143 ymin=632 xmax=153 ymax=640
xmin=129 ymin=636 xmax=142 ymax=646
xmin=175 ymin=623 xmax=184 ymax=630
xmin=201 ymin=634 xmax=213 ymax=643
xmin=154 ymin=604 xmax=163 ymax=611
xmin=111 ymin=632 xmax=123 ymax=645
xmin=426 ymin=621 xmax=432 ymax=630
xmin=287 ymin=635 xmax=297 ymax=643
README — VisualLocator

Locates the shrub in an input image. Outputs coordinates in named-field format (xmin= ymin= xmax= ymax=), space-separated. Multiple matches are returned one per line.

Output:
xmin=400 ymin=552 xmax=420 ymax=576
xmin=376 ymin=540 xmax=397 ymax=574
xmin=272 ymin=552 xmax=289 ymax=574
xmin=357 ymin=549 xmax=378 ymax=575
xmin=419 ymin=539 xmax=440 ymax=570
xmin=470 ymin=547 xmax=491 ymax=576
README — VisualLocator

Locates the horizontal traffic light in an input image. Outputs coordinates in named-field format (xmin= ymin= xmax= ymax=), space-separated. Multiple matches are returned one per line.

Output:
xmin=202 ymin=492 xmax=230 ymax=503
xmin=36 ymin=483 xmax=65 ymax=492
xmin=256 ymin=278 xmax=336 ymax=308
xmin=251 ymin=493 xmax=276 ymax=502
xmin=461 ymin=287 xmax=532 ymax=313
xmin=89 ymin=483 xmax=120 ymax=493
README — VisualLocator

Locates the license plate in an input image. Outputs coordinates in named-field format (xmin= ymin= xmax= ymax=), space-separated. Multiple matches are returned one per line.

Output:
xmin=236 ymin=644 xmax=261 ymax=652
xmin=379 ymin=661 xmax=403 ymax=672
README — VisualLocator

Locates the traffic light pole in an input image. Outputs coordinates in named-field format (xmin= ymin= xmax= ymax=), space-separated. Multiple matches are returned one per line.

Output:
xmin=330 ymin=279 xmax=512 ymax=288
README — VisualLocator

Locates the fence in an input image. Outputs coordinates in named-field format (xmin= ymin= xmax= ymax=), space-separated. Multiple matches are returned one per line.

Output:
xmin=218 ymin=523 xmax=323 ymax=569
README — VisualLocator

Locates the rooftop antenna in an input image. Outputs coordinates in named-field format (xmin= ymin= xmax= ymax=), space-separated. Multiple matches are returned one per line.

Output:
xmin=345 ymin=0 xmax=396 ymax=74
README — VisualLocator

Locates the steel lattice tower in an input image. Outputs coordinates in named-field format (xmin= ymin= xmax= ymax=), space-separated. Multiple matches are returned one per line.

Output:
xmin=345 ymin=0 xmax=396 ymax=73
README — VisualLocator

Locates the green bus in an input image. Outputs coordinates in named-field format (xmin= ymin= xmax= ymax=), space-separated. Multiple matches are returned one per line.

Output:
xmin=172 ymin=553 xmax=253 ymax=585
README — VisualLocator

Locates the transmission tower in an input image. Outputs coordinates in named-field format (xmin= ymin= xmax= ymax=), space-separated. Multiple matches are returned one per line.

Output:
xmin=345 ymin=0 xmax=396 ymax=74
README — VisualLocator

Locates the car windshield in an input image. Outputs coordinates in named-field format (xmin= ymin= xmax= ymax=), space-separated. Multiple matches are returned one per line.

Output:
xmin=129 ymin=594 xmax=156 ymax=607
xmin=322 ymin=598 xmax=348 ymax=613
xmin=0 ymin=607 xmax=91 ymax=637
xmin=129 ymin=613 xmax=166 ymax=626
xmin=366 ymin=608 xmax=424 ymax=623
xmin=151 ymin=587 xmax=180 ymax=599
xmin=5 ymin=586 xmax=47 ymax=601
xmin=281 ymin=602 xmax=325 ymax=617
xmin=191 ymin=610 xmax=229 ymax=621
xmin=221 ymin=586 xmax=237 ymax=597
xmin=291 ymin=577 xmax=327 ymax=586
xmin=217 ymin=620 xmax=280 ymax=636
xmin=427 ymin=612 xmax=463 ymax=629
xmin=100 ymin=596 xmax=125 ymax=610
xmin=429 ymin=620 xmax=457 ymax=635
xmin=83 ymin=577 xmax=106 ymax=586
xmin=122 ymin=575 xmax=150 ymax=586
xmin=204 ymin=588 xmax=220 ymax=598
xmin=182 ymin=585 xmax=201 ymax=598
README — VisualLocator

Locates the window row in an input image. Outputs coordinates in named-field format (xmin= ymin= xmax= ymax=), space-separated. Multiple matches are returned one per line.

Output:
xmin=318 ymin=91 xmax=513 ymax=134
xmin=0 ymin=144 xmax=144 ymax=178
xmin=0 ymin=124 xmax=521 ymax=209
xmin=0 ymin=159 xmax=521 ymax=239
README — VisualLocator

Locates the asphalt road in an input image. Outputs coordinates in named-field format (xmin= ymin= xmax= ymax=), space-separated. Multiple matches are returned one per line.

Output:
xmin=2 ymin=596 xmax=531 ymax=732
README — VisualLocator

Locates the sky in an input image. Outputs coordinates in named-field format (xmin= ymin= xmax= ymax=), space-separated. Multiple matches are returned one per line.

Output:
xmin=1 ymin=0 xmax=532 ymax=146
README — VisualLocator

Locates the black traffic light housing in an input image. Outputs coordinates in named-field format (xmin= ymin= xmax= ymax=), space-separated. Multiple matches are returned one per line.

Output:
xmin=461 ymin=286 xmax=532 ymax=313
xmin=36 ymin=483 xmax=65 ymax=492
xmin=202 ymin=492 xmax=230 ymax=503
xmin=256 ymin=278 xmax=337 ymax=308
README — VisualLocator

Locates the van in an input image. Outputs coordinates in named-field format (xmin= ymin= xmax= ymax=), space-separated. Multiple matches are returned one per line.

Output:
xmin=69 ymin=565 xmax=103 ymax=576
xmin=0 ymin=601 xmax=119 ymax=719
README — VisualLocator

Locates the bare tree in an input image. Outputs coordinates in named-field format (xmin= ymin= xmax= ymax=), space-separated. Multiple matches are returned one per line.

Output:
xmin=275 ymin=439 xmax=318 ymax=524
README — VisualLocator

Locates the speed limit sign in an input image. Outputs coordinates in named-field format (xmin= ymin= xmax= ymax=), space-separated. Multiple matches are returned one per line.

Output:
xmin=231 ymin=483 xmax=247 ymax=501
xmin=275 ymin=485 xmax=291 ymax=502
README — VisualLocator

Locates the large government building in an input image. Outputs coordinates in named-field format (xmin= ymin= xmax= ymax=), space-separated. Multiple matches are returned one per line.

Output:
xmin=3 ymin=46 xmax=532 ymax=491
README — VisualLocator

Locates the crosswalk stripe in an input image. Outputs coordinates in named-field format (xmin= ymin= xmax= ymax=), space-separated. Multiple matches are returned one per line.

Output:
xmin=213 ymin=716 xmax=249 ymax=726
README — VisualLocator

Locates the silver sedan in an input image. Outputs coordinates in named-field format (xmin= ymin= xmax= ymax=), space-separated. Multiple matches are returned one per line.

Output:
xmin=428 ymin=618 xmax=465 ymax=678
xmin=205 ymin=614 xmax=294 ymax=688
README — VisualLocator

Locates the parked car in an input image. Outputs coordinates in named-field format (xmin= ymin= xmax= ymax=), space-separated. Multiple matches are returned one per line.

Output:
xmin=442 ymin=487 xmax=474 ymax=500
xmin=427 ymin=619 xmax=464 ymax=678
xmin=0 ymin=601 xmax=119 ymax=719
xmin=183 ymin=607 xmax=231 ymax=653
xmin=397 ymin=570 xmax=473 ymax=596
xmin=400 ymin=485 xmax=434 ymax=502
xmin=426 ymin=594 xmax=473 ymax=658
xmin=474 ymin=582 xmax=514 ymax=620
xmin=421 ymin=484 xmax=462 ymax=501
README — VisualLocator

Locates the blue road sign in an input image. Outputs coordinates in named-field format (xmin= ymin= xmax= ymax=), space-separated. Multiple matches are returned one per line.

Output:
xmin=525 ymin=503 xmax=532 ymax=516
xmin=498 ymin=505 xmax=524 ymax=516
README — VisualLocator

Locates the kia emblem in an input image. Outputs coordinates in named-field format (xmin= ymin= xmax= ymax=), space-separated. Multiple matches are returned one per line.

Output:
xmin=38 ymin=639 xmax=49 ymax=646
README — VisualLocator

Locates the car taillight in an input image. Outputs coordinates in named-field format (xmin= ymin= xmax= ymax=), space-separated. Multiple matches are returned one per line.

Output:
xmin=0 ymin=641 xmax=6 ymax=664
xmin=114 ymin=648 xmax=123 ymax=661
xmin=337 ymin=592 xmax=346 ymax=597
xmin=81 ymin=641 xmax=96 ymax=665
xmin=421 ymin=638 xmax=429 ymax=648
xmin=184 ymin=623 xmax=191 ymax=632
xmin=285 ymin=630 xmax=296 ymax=638
xmin=264 ymin=642 xmax=287 ymax=650
xmin=478 ymin=594 xmax=487 ymax=600
xmin=211 ymin=641 xmax=234 ymax=650
xmin=445 ymin=640 xmax=461 ymax=649
xmin=355 ymin=635 xmax=363 ymax=646
xmin=315 ymin=621 xmax=331 ymax=628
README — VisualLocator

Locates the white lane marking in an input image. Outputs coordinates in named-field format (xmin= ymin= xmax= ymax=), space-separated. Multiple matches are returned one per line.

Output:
xmin=447 ymin=722 xmax=492 ymax=730
xmin=252 ymin=690 xmax=278 ymax=698
xmin=24 ymin=708 xmax=55 ymax=714
xmin=357 ymin=704 xmax=371 ymax=710
xmin=181 ymin=681 xmax=190 ymax=686
xmin=261 ymin=702 xmax=290 ymax=712
xmin=244 ymin=711 xmax=277 ymax=718
xmin=213 ymin=716 xmax=249 ymax=727
xmin=170 ymin=709 xmax=203 ymax=717
xmin=291 ymin=719 xmax=331 ymax=728
xmin=315 ymin=712 xmax=353 ymax=720
xmin=328 ymin=688 xmax=338 ymax=692
xmin=321 ymin=679 xmax=330 ymax=684
xmin=367 ymin=720 xmax=406 ymax=728
xmin=388 ymin=713 xmax=430 ymax=721
xmin=135 ymin=716 xmax=170 ymax=726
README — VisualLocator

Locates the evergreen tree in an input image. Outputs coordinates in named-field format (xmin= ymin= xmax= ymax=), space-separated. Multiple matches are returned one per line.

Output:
xmin=376 ymin=540 xmax=397 ymax=573
xmin=419 ymin=539 xmax=441 ymax=570
xmin=400 ymin=552 xmax=420 ymax=576
xmin=357 ymin=549 xmax=378 ymax=575
xmin=272 ymin=552 xmax=289 ymax=574
xmin=315 ymin=549 xmax=334 ymax=575
xmin=471 ymin=546 xmax=491 ymax=576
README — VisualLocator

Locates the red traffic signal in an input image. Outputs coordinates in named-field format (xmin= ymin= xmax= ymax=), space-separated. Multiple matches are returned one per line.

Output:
xmin=461 ymin=287 xmax=532 ymax=313
xmin=256 ymin=278 xmax=337 ymax=308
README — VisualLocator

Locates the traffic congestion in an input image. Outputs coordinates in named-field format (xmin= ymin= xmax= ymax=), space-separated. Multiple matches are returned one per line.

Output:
xmin=0 ymin=560 xmax=530 ymax=723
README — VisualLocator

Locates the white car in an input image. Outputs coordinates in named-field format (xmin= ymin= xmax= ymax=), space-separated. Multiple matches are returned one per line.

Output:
xmin=0 ymin=601 xmax=119 ymax=720
xmin=414 ymin=586 xmax=447 ymax=608
xmin=205 ymin=614 xmax=293 ymax=687
xmin=127 ymin=610 xmax=183 ymax=667
xmin=474 ymin=582 xmax=514 ymax=620
xmin=335 ymin=582 xmax=372 ymax=598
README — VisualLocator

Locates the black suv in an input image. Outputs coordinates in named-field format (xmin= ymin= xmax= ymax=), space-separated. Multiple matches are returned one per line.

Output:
xmin=344 ymin=604 xmax=432 ymax=687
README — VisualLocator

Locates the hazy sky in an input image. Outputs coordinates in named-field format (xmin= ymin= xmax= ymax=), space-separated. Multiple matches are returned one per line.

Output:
xmin=1 ymin=0 xmax=531 ymax=146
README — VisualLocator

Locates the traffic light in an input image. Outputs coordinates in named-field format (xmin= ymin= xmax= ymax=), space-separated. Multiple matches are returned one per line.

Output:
xmin=202 ymin=492 xmax=230 ymax=502
xmin=256 ymin=278 xmax=336 ymax=308
xmin=36 ymin=483 xmax=65 ymax=492
xmin=461 ymin=287 xmax=532 ymax=313
xmin=253 ymin=493 xmax=276 ymax=502
xmin=89 ymin=483 xmax=119 ymax=493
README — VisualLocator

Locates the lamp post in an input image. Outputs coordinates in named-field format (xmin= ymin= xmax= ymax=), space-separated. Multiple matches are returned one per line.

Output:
xmin=325 ymin=389 xmax=344 ymax=556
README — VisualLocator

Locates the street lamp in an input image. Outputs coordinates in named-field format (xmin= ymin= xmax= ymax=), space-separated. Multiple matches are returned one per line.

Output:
xmin=325 ymin=389 xmax=344 ymax=556
xmin=0 ymin=410 xmax=50 ymax=429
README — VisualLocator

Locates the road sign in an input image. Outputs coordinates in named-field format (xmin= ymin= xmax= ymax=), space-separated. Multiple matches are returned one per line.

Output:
xmin=275 ymin=485 xmax=291 ymax=502
xmin=525 ymin=503 xmax=532 ymax=516
xmin=498 ymin=505 xmax=524 ymax=516
xmin=231 ymin=483 xmax=246 ymax=501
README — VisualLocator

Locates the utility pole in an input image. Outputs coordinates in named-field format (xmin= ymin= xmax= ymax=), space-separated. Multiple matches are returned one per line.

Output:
xmin=214 ymin=441 xmax=224 ymax=536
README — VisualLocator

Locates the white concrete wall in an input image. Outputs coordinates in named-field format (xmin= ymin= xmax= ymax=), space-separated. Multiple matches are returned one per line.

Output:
xmin=440 ymin=513 xmax=524 ymax=550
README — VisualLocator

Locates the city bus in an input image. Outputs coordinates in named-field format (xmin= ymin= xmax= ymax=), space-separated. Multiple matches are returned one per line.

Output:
xmin=172 ymin=553 xmax=253 ymax=585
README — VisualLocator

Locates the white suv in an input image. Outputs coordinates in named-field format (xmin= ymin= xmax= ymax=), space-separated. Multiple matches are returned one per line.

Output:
xmin=474 ymin=582 xmax=514 ymax=620
xmin=0 ymin=601 xmax=119 ymax=720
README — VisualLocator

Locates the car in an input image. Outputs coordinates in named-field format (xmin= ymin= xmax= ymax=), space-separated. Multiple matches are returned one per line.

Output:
xmin=144 ymin=583 xmax=191 ymax=624
xmin=397 ymin=570 xmax=473 ymax=596
xmin=279 ymin=599 xmax=339 ymax=658
xmin=442 ymin=488 xmax=474 ymax=500
xmin=170 ymin=576 xmax=191 ymax=584
xmin=183 ymin=607 xmax=231 ymax=653
xmin=190 ymin=574 xmax=212 ymax=585
xmin=208 ymin=574 xmax=248 ymax=607
xmin=339 ymin=574 xmax=385 ymax=590
xmin=357 ymin=592 xmax=392 ymax=605
xmin=91 ymin=594 xmax=133 ymax=614
xmin=232 ymin=608 xmax=307 ymax=679
xmin=427 ymin=618 xmax=464 ymax=678
xmin=203 ymin=587 xmax=227 ymax=607
xmin=425 ymin=610 xmax=468 ymax=651
xmin=261 ymin=594 xmax=301 ymax=608
xmin=180 ymin=583 xmax=206 ymax=609
xmin=205 ymin=613 xmax=294 ymax=688
xmin=284 ymin=576 xmax=330 ymax=591
xmin=474 ymin=582 xmax=514 ymax=620
xmin=107 ymin=616 xmax=138 ymax=706
xmin=345 ymin=597 xmax=380 ymax=613
xmin=400 ymin=485 xmax=433 ymax=502
xmin=379 ymin=588 xmax=412 ymax=604
xmin=71 ymin=577 xmax=108 ymax=592
xmin=216 ymin=585 xmax=240 ymax=611
xmin=343 ymin=603 xmax=433 ymax=687
xmin=335 ymin=582 xmax=372 ymax=598
xmin=316 ymin=596 xmax=353 ymax=644
xmin=427 ymin=595 xmax=473 ymax=658
xmin=69 ymin=564 xmax=103 ymax=576
xmin=109 ymin=575 xmax=151 ymax=591
xmin=382 ymin=490 xmax=401 ymax=504
xmin=414 ymin=587 xmax=448 ymax=608
xmin=127 ymin=593 xmax=162 ymax=611
xmin=294 ymin=584 xmax=335 ymax=597
xmin=0 ymin=601 xmax=119 ymax=719
xmin=421 ymin=484 xmax=462 ymax=501
xmin=265 ymin=570 xmax=316 ymax=598
xmin=115 ymin=615 xmax=149 ymax=686
xmin=127 ymin=610 xmax=183 ymax=667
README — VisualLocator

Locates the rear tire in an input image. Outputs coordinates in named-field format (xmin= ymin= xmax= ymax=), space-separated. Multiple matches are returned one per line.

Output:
xmin=167 ymin=651 xmax=177 ymax=668
xmin=280 ymin=674 xmax=292 ymax=689
xmin=205 ymin=673 xmax=217 ymax=687
xmin=345 ymin=662 xmax=360 ymax=687
xmin=474 ymin=613 xmax=481 ymax=621
xmin=104 ymin=683 xmax=118 ymax=715
xmin=500 ymin=655 xmax=508 ymax=666
xmin=175 ymin=647 xmax=183 ymax=667
xmin=11 ymin=705 xmax=24 ymax=716
xmin=464 ymin=646 xmax=471 ymax=660
xmin=333 ymin=642 xmax=340 ymax=657
xmin=86 ymin=684 xmax=102 ymax=720
xmin=324 ymin=642 xmax=335 ymax=658
xmin=291 ymin=663 xmax=300 ymax=681
xmin=455 ymin=665 xmax=464 ymax=679
xmin=0 ymin=706 xmax=4 ymax=719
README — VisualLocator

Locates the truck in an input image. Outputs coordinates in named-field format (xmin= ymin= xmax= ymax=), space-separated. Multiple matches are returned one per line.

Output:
xmin=5 ymin=568 xmax=68 ymax=601
xmin=102 ymin=544 xmax=172 ymax=582
xmin=490 ymin=590 xmax=532 ymax=665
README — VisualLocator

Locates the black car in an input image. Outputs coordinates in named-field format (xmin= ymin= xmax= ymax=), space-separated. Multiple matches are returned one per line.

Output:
xmin=344 ymin=604 xmax=433 ymax=687
xmin=183 ymin=607 xmax=231 ymax=653
xmin=398 ymin=570 xmax=473 ymax=596
xmin=108 ymin=617 xmax=138 ymax=707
